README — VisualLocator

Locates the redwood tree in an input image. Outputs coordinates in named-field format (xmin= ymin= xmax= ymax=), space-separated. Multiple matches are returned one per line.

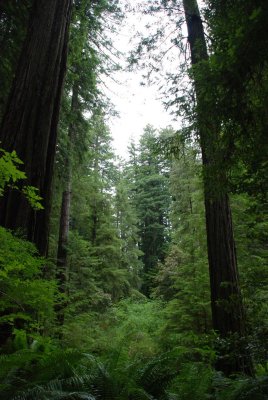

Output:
xmin=182 ymin=0 xmax=252 ymax=375
xmin=0 ymin=0 xmax=72 ymax=255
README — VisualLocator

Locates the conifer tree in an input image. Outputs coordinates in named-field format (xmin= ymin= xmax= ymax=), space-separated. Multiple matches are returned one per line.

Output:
xmin=132 ymin=0 xmax=255 ymax=375
xmin=54 ymin=0 xmax=121 ymax=322
xmin=0 ymin=0 xmax=72 ymax=255
xmin=66 ymin=112 xmax=130 ymax=313
xmin=56 ymin=0 xmax=101 ymax=300
xmin=155 ymin=144 xmax=211 ymax=335
xmin=130 ymin=126 xmax=171 ymax=296
xmin=182 ymin=0 xmax=252 ymax=375
xmin=114 ymin=162 xmax=143 ymax=289
xmin=0 ymin=0 xmax=31 ymax=120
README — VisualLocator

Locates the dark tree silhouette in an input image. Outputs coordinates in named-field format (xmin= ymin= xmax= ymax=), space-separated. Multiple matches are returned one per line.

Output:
xmin=0 ymin=0 xmax=72 ymax=256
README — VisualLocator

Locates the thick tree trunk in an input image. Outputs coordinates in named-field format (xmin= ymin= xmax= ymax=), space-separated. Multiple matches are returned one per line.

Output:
xmin=182 ymin=0 xmax=252 ymax=375
xmin=0 ymin=0 xmax=72 ymax=256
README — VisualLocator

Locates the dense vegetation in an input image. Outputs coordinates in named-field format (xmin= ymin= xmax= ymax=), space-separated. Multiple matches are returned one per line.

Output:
xmin=0 ymin=0 xmax=267 ymax=399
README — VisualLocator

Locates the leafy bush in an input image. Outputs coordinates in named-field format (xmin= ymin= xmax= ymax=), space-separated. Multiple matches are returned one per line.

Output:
xmin=0 ymin=148 xmax=43 ymax=209
xmin=0 ymin=149 xmax=26 ymax=196
xmin=0 ymin=227 xmax=56 ymax=348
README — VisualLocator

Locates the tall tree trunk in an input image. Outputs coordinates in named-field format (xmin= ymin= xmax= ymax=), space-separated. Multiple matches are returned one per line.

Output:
xmin=55 ymin=179 xmax=71 ymax=328
xmin=182 ymin=0 xmax=252 ymax=376
xmin=91 ymin=135 xmax=100 ymax=245
xmin=57 ymin=182 xmax=71 ymax=292
xmin=0 ymin=0 xmax=72 ymax=256
xmin=56 ymin=81 xmax=79 ymax=325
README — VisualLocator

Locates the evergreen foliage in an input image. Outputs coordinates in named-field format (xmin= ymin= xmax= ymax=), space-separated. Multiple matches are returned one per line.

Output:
xmin=114 ymin=166 xmax=143 ymax=289
xmin=0 ymin=0 xmax=267 ymax=398
xmin=129 ymin=126 xmax=172 ymax=295
xmin=154 ymin=144 xmax=211 ymax=335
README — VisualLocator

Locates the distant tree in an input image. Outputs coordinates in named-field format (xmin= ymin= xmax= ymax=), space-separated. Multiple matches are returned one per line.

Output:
xmin=114 ymin=161 xmax=143 ymax=289
xmin=130 ymin=126 xmax=171 ymax=296
xmin=155 ymin=145 xmax=211 ymax=335
xmin=68 ymin=113 xmax=130 ymax=308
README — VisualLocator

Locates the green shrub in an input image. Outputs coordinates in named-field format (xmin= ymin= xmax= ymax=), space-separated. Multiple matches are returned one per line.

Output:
xmin=0 ymin=227 xmax=56 ymax=348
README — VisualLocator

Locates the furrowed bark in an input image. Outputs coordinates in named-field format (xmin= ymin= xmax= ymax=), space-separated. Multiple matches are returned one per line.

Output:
xmin=0 ymin=0 xmax=72 ymax=256
xmin=182 ymin=0 xmax=253 ymax=376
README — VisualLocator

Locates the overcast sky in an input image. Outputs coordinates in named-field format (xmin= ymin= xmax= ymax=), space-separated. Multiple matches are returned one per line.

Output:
xmin=102 ymin=2 xmax=179 ymax=158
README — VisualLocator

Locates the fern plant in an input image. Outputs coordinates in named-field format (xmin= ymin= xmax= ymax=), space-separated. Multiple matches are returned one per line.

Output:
xmin=214 ymin=374 xmax=268 ymax=400
xmin=2 ymin=338 xmax=266 ymax=400
xmin=0 ymin=347 xmax=183 ymax=400
xmin=0 ymin=348 xmax=92 ymax=399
